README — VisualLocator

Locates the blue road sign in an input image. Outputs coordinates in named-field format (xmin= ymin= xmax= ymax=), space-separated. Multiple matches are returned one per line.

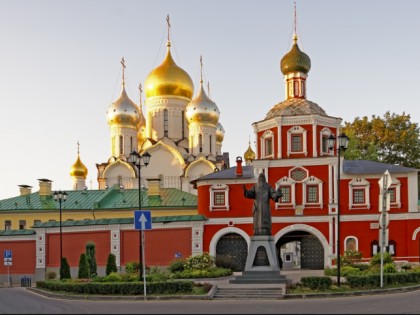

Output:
xmin=134 ymin=210 xmax=152 ymax=230
xmin=4 ymin=250 xmax=12 ymax=260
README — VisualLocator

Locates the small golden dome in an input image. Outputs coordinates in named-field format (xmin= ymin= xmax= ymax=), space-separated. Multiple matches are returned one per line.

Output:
xmin=107 ymin=85 xmax=140 ymax=128
xmin=70 ymin=154 xmax=88 ymax=178
xmin=280 ymin=34 xmax=311 ymax=75
xmin=244 ymin=141 xmax=256 ymax=163
xmin=215 ymin=122 xmax=225 ymax=143
xmin=185 ymin=83 xmax=220 ymax=127
xmin=144 ymin=42 xmax=194 ymax=99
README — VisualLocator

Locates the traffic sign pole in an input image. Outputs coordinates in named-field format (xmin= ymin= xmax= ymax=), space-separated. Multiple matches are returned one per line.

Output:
xmin=133 ymin=210 xmax=152 ymax=301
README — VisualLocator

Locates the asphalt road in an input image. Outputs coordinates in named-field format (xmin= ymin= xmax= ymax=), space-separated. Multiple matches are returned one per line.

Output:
xmin=1 ymin=287 xmax=420 ymax=314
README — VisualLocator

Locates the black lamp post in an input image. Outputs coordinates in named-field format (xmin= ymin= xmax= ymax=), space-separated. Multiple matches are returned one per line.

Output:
xmin=328 ymin=132 xmax=349 ymax=287
xmin=128 ymin=150 xmax=151 ymax=279
xmin=53 ymin=190 xmax=68 ymax=280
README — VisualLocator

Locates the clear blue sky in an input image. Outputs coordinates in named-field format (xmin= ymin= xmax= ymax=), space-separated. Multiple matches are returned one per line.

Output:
xmin=1 ymin=0 xmax=419 ymax=199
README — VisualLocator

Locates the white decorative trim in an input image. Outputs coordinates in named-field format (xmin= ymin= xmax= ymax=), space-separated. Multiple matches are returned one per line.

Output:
xmin=208 ymin=227 xmax=250 ymax=256
xmin=302 ymin=176 xmax=323 ymax=208
xmin=209 ymin=183 xmax=230 ymax=211
xmin=275 ymin=176 xmax=296 ymax=209
xmin=344 ymin=235 xmax=359 ymax=251
xmin=287 ymin=126 xmax=307 ymax=156
xmin=320 ymin=128 xmax=333 ymax=157
xmin=349 ymin=178 xmax=371 ymax=209
xmin=260 ymin=130 xmax=274 ymax=158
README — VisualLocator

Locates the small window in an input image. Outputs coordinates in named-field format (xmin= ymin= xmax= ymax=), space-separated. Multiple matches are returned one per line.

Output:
xmin=199 ymin=134 xmax=203 ymax=153
xmin=214 ymin=192 xmax=225 ymax=206
xmin=345 ymin=237 xmax=357 ymax=251
xmin=279 ymin=186 xmax=291 ymax=203
xmin=265 ymin=138 xmax=273 ymax=156
xmin=209 ymin=183 xmax=230 ymax=211
xmin=388 ymin=188 xmax=396 ymax=203
xmin=291 ymin=134 xmax=302 ymax=152
xmin=19 ymin=220 xmax=26 ymax=230
xmin=371 ymin=240 xmax=379 ymax=256
xmin=164 ymin=109 xmax=169 ymax=137
xmin=322 ymin=135 xmax=329 ymax=154
xmin=307 ymin=186 xmax=318 ymax=203
xmin=353 ymin=189 xmax=365 ymax=204
xmin=5 ymin=220 xmax=11 ymax=230
xmin=33 ymin=220 xmax=41 ymax=226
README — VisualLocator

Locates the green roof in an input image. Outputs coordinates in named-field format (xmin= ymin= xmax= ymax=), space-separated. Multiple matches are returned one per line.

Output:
xmin=31 ymin=214 xmax=207 ymax=228
xmin=0 ymin=229 xmax=36 ymax=236
xmin=0 ymin=184 xmax=197 ymax=212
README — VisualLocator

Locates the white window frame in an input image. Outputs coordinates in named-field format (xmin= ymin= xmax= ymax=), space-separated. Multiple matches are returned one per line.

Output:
xmin=320 ymin=128 xmax=333 ymax=156
xmin=275 ymin=176 xmax=296 ymax=209
xmin=287 ymin=126 xmax=307 ymax=156
xmin=209 ymin=183 xmax=230 ymax=211
xmin=349 ymin=178 xmax=371 ymax=209
xmin=344 ymin=236 xmax=359 ymax=251
xmin=386 ymin=178 xmax=402 ymax=209
xmin=302 ymin=176 xmax=323 ymax=208
xmin=260 ymin=130 xmax=274 ymax=158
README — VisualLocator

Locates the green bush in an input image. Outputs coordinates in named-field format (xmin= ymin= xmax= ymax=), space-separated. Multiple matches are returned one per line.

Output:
xmin=168 ymin=259 xmax=186 ymax=273
xmin=184 ymin=252 xmax=215 ymax=270
xmin=301 ymin=276 xmax=332 ymax=290
xmin=103 ymin=272 xmax=122 ymax=282
xmin=60 ymin=257 xmax=71 ymax=280
xmin=341 ymin=265 xmax=362 ymax=277
xmin=125 ymin=261 xmax=140 ymax=274
xmin=46 ymin=271 xmax=56 ymax=280
xmin=341 ymin=250 xmax=363 ymax=266
xmin=86 ymin=242 xmax=97 ymax=278
xmin=370 ymin=252 xmax=394 ymax=266
xmin=78 ymin=253 xmax=90 ymax=279
xmin=106 ymin=253 xmax=118 ymax=276
xmin=384 ymin=263 xmax=397 ymax=273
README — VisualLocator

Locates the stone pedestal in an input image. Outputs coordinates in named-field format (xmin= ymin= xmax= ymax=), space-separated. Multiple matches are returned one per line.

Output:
xmin=229 ymin=235 xmax=287 ymax=284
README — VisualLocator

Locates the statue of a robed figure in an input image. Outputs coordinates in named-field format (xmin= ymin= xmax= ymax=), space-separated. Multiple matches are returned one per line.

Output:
xmin=230 ymin=172 xmax=287 ymax=284
xmin=243 ymin=173 xmax=283 ymax=236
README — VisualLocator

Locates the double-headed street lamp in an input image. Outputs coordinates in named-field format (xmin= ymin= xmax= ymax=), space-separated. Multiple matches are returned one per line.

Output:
xmin=128 ymin=150 xmax=151 ymax=279
xmin=328 ymin=132 xmax=349 ymax=287
xmin=53 ymin=190 xmax=68 ymax=280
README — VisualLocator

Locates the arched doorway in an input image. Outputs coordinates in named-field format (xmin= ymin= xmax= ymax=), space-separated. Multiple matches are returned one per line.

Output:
xmin=277 ymin=231 xmax=324 ymax=269
xmin=216 ymin=233 xmax=248 ymax=271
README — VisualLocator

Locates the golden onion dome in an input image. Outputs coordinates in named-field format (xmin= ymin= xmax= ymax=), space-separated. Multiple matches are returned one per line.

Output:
xmin=106 ymin=85 xmax=140 ymax=128
xmin=281 ymin=34 xmax=311 ymax=75
xmin=215 ymin=122 xmax=225 ymax=143
xmin=185 ymin=83 xmax=220 ymax=127
xmin=70 ymin=154 xmax=88 ymax=178
xmin=244 ymin=141 xmax=256 ymax=163
xmin=144 ymin=42 xmax=194 ymax=99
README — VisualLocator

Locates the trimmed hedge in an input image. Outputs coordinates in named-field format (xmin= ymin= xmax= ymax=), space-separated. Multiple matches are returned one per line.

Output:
xmin=36 ymin=280 xmax=194 ymax=295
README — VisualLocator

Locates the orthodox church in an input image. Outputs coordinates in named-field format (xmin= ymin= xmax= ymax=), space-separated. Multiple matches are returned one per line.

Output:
xmin=72 ymin=19 xmax=228 ymax=195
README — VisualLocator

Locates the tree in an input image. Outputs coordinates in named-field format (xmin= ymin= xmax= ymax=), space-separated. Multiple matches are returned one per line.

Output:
xmin=342 ymin=111 xmax=420 ymax=168
xmin=60 ymin=257 xmax=71 ymax=280
xmin=78 ymin=253 xmax=90 ymax=279
xmin=85 ymin=241 xmax=97 ymax=278
xmin=106 ymin=253 xmax=117 ymax=276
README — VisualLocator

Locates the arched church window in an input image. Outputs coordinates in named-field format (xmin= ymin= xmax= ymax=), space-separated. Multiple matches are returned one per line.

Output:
xmin=164 ymin=109 xmax=169 ymax=137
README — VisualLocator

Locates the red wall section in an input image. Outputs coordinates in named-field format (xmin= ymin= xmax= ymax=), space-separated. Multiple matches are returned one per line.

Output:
xmin=0 ymin=240 xmax=36 ymax=274
xmin=120 ymin=228 xmax=192 ymax=266
xmin=46 ymin=231 xmax=110 ymax=267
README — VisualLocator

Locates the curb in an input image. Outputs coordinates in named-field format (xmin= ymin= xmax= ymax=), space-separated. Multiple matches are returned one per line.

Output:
xmin=26 ymin=283 xmax=420 ymax=301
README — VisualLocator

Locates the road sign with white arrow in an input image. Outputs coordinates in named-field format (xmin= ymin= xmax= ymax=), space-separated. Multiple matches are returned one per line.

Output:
xmin=134 ymin=210 xmax=152 ymax=230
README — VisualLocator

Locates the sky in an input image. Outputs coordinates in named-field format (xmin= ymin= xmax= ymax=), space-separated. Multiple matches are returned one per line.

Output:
xmin=1 ymin=0 xmax=419 ymax=200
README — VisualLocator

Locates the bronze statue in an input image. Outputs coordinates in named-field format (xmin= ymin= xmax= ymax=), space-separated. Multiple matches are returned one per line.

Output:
xmin=243 ymin=173 xmax=283 ymax=236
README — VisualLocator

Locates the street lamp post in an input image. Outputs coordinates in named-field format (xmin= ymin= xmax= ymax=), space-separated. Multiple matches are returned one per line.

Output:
xmin=328 ymin=132 xmax=349 ymax=287
xmin=128 ymin=150 xmax=151 ymax=280
xmin=53 ymin=190 xmax=68 ymax=280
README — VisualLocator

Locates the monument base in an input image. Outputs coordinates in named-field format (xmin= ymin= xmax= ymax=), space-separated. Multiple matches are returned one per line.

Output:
xmin=229 ymin=235 xmax=287 ymax=284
